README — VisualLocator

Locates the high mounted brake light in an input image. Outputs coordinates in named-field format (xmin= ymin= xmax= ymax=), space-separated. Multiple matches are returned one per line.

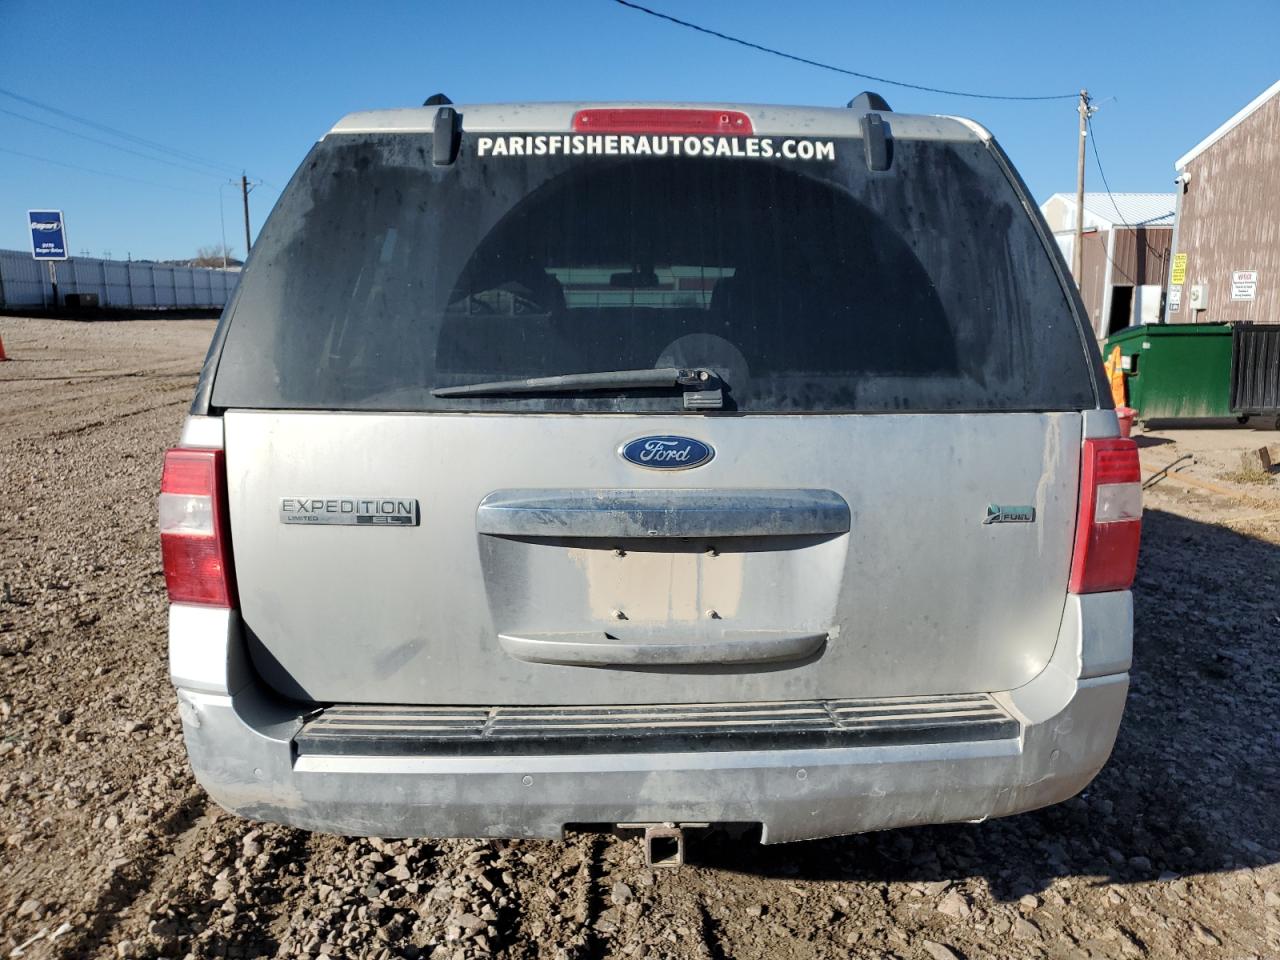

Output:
xmin=1068 ymin=438 xmax=1142 ymax=594
xmin=160 ymin=448 xmax=236 ymax=607
xmin=572 ymin=109 xmax=753 ymax=135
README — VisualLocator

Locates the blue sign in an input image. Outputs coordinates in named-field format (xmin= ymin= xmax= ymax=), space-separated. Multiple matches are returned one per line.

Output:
xmin=29 ymin=210 xmax=68 ymax=260
xmin=619 ymin=435 xmax=715 ymax=470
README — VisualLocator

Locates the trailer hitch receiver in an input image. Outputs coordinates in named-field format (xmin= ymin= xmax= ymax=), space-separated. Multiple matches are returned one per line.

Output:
xmin=644 ymin=824 xmax=684 ymax=868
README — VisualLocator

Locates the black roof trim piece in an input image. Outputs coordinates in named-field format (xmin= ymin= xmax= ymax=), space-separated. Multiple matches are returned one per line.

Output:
xmin=432 ymin=106 xmax=461 ymax=166
xmin=860 ymin=112 xmax=893 ymax=172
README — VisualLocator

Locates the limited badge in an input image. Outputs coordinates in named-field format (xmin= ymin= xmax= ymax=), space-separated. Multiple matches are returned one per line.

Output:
xmin=983 ymin=504 xmax=1036 ymax=525
xmin=280 ymin=498 xmax=419 ymax=526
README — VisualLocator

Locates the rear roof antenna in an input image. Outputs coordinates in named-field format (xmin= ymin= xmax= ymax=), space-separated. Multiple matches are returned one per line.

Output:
xmin=423 ymin=93 xmax=452 ymax=106
xmin=847 ymin=91 xmax=892 ymax=113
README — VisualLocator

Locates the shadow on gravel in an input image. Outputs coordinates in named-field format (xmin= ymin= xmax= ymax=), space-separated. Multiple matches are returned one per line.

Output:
xmin=689 ymin=508 xmax=1280 ymax=900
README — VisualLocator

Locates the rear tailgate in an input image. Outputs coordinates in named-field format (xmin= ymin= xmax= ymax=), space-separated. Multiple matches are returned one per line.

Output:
xmin=225 ymin=409 xmax=1079 ymax=704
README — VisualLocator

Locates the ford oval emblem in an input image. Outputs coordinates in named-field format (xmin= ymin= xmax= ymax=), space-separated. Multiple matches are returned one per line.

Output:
xmin=619 ymin=435 xmax=715 ymax=470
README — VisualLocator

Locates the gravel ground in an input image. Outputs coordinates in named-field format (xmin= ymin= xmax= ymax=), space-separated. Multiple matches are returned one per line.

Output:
xmin=1 ymin=315 xmax=1277 ymax=960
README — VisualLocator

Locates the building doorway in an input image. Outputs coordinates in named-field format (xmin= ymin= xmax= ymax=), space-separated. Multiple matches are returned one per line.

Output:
xmin=1107 ymin=285 xmax=1134 ymax=336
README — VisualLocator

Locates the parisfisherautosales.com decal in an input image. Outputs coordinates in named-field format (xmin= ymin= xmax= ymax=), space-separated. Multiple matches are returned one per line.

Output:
xmin=476 ymin=134 xmax=836 ymax=161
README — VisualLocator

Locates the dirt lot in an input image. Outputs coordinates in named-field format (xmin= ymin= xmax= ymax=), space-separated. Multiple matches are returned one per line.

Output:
xmin=1 ymin=316 xmax=1278 ymax=960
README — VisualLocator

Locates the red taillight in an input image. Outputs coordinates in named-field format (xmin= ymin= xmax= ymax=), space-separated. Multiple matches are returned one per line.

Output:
xmin=572 ymin=108 xmax=753 ymax=135
xmin=1069 ymin=438 xmax=1142 ymax=594
xmin=160 ymin=448 xmax=235 ymax=607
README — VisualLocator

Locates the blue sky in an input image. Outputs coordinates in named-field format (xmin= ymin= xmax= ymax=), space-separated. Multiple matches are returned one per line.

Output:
xmin=2 ymin=0 xmax=1278 ymax=261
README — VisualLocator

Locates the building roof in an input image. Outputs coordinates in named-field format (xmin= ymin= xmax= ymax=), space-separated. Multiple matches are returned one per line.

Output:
xmin=1043 ymin=192 xmax=1176 ymax=229
xmin=1175 ymin=78 xmax=1280 ymax=171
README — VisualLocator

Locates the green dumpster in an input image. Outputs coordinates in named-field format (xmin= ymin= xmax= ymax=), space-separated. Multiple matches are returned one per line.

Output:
xmin=1103 ymin=322 xmax=1234 ymax=421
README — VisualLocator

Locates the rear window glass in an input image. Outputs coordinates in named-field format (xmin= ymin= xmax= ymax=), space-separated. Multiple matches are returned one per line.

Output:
xmin=209 ymin=130 xmax=1095 ymax=413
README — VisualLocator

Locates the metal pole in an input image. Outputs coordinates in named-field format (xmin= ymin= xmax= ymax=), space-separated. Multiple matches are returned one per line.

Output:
xmin=218 ymin=184 xmax=229 ymax=269
xmin=48 ymin=261 xmax=58 ymax=310
xmin=1163 ymin=173 xmax=1186 ymax=325
xmin=240 ymin=171 xmax=250 ymax=257
xmin=1073 ymin=89 xmax=1089 ymax=286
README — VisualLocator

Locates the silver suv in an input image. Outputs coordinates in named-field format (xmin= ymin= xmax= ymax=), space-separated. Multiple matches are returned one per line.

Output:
xmin=162 ymin=98 xmax=1141 ymax=851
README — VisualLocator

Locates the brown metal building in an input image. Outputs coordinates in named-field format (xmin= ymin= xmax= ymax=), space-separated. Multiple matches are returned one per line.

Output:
xmin=1040 ymin=193 xmax=1174 ymax=337
xmin=1167 ymin=78 xmax=1280 ymax=324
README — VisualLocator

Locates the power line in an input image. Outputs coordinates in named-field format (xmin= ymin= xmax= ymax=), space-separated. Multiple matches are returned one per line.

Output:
xmin=1080 ymin=113 xmax=1135 ymax=285
xmin=0 ymin=106 xmax=230 ymax=181
xmin=0 ymin=85 xmax=244 ymax=176
xmin=612 ymin=0 xmax=1080 ymax=102
xmin=1086 ymin=113 xmax=1169 ymax=278
xmin=0 ymin=145 xmax=216 ymax=197
xmin=1086 ymin=114 xmax=1127 ymax=226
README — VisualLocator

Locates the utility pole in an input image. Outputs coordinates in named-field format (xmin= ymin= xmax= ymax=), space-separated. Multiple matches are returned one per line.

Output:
xmin=240 ymin=175 xmax=252 ymax=261
xmin=1073 ymin=89 xmax=1091 ymax=285
xmin=235 ymin=173 xmax=260 ymax=261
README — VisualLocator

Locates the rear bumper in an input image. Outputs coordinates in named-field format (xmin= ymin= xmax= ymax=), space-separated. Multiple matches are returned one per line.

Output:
xmin=170 ymin=593 xmax=1131 ymax=843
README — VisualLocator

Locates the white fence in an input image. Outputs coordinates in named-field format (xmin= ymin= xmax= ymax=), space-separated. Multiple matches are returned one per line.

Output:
xmin=0 ymin=249 xmax=238 ymax=310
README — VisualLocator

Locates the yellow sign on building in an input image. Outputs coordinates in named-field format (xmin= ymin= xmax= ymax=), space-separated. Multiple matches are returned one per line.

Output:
xmin=1171 ymin=253 xmax=1188 ymax=285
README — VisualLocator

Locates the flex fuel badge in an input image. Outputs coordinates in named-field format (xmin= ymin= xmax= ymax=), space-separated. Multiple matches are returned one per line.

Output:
xmin=983 ymin=504 xmax=1036 ymax=525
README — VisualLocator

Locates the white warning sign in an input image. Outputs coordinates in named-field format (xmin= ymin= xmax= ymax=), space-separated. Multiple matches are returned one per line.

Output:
xmin=1231 ymin=270 xmax=1258 ymax=301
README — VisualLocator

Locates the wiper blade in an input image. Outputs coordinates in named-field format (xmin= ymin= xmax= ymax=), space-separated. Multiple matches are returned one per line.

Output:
xmin=432 ymin=367 xmax=721 ymax=408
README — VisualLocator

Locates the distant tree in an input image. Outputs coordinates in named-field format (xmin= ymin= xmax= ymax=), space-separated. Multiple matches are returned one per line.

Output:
xmin=193 ymin=244 xmax=236 ymax=268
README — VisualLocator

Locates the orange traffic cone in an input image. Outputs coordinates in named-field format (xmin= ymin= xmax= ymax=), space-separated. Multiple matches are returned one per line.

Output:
xmin=0 ymin=333 xmax=7 ymax=361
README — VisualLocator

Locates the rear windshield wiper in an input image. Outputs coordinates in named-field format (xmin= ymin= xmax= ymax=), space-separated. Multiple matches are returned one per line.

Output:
xmin=432 ymin=367 xmax=723 ymax=409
